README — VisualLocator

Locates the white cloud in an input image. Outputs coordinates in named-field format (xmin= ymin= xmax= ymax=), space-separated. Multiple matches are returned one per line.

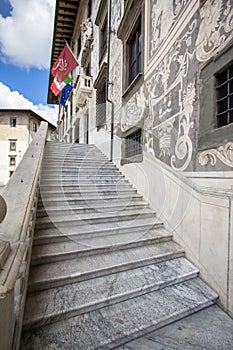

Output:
xmin=0 ymin=82 xmax=58 ymax=125
xmin=0 ymin=0 xmax=55 ymax=69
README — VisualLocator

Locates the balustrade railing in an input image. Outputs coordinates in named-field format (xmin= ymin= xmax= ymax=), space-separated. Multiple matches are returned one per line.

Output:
xmin=74 ymin=74 xmax=93 ymax=108
xmin=0 ymin=122 xmax=48 ymax=350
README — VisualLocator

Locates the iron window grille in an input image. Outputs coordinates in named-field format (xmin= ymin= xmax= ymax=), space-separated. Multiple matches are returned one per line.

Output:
xmin=96 ymin=77 xmax=107 ymax=130
xmin=128 ymin=20 xmax=142 ymax=85
xmin=216 ymin=62 xmax=233 ymax=128
xmin=125 ymin=129 xmax=142 ymax=158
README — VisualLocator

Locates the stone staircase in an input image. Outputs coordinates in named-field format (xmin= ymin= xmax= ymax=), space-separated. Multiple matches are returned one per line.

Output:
xmin=20 ymin=142 xmax=217 ymax=349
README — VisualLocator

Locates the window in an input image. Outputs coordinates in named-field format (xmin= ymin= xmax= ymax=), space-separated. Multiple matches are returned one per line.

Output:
xmin=9 ymin=156 xmax=16 ymax=166
xmin=198 ymin=43 xmax=233 ymax=150
xmin=216 ymin=63 xmax=233 ymax=128
xmin=77 ymin=34 xmax=82 ymax=57
xmin=96 ymin=77 xmax=107 ymax=129
xmin=9 ymin=141 xmax=16 ymax=151
xmin=94 ymin=62 xmax=107 ymax=130
xmin=33 ymin=122 xmax=37 ymax=132
xmin=125 ymin=129 xmax=142 ymax=158
xmin=9 ymin=171 xmax=14 ymax=178
xmin=10 ymin=118 xmax=16 ymax=127
xmin=128 ymin=21 xmax=142 ymax=85
xmin=100 ymin=18 xmax=107 ymax=59
xmin=117 ymin=1 xmax=144 ymax=96
xmin=88 ymin=0 xmax=92 ymax=18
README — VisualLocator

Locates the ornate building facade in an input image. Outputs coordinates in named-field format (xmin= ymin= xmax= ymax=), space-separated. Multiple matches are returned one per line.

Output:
xmin=0 ymin=109 xmax=56 ymax=185
xmin=48 ymin=0 xmax=233 ymax=316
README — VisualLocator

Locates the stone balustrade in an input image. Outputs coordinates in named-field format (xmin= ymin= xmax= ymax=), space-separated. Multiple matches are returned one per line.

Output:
xmin=0 ymin=122 xmax=48 ymax=350
xmin=74 ymin=74 xmax=93 ymax=108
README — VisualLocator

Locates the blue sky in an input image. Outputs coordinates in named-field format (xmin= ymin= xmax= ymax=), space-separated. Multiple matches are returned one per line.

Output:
xmin=0 ymin=0 xmax=58 ymax=125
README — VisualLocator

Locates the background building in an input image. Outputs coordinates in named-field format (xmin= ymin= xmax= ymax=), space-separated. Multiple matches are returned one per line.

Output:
xmin=48 ymin=0 xmax=233 ymax=317
xmin=0 ymin=109 xmax=56 ymax=185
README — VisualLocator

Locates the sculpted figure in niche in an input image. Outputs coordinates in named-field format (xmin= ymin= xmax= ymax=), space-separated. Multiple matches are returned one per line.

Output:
xmin=82 ymin=18 xmax=94 ymax=49
xmin=80 ymin=18 xmax=94 ymax=68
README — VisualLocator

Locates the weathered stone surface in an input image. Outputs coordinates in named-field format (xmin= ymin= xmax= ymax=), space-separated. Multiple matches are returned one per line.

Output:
xmin=0 ymin=239 xmax=10 ymax=269
xmin=117 ymin=305 xmax=233 ymax=350
xmin=21 ymin=142 xmax=218 ymax=349
xmin=0 ymin=194 xmax=7 ymax=224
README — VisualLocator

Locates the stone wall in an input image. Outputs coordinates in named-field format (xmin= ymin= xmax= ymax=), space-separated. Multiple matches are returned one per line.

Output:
xmin=107 ymin=0 xmax=233 ymax=173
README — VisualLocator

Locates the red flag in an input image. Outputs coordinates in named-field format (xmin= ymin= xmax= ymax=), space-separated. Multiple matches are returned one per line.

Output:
xmin=51 ymin=44 xmax=78 ymax=82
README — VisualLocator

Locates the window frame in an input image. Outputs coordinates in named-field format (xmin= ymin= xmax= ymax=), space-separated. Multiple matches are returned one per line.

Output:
xmin=9 ymin=141 xmax=16 ymax=151
xmin=125 ymin=128 xmax=142 ymax=158
xmin=198 ymin=43 xmax=233 ymax=150
xmin=128 ymin=20 xmax=142 ymax=86
xmin=99 ymin=17 xmax=107 ymax=61
xmin=215 ymin=63 xmax=233 ymax=128
xmin=9 ymin=156 xmax=16 ymax=166
xmin=33 ymin=122 xmax=37 ymax=132
xmin=121 ymin=127 xmax=143 ymax=165
xmin=10 ymin=118 xmax=16 ymax=127
xmin=117 ymin=0 xmax=144 ymax=99
xmin=94 ymin=62 xmax=107 ymax=131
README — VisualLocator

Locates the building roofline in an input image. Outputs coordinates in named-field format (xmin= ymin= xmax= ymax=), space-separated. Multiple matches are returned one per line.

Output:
xmin=0 ymin=108 xmax=56 ymax=129
xmin=47 ymin=0 xmax=80 ymax=105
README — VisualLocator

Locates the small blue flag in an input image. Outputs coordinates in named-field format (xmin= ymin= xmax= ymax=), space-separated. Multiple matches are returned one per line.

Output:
xmin=60 ymin=84 xmax=73 ymax=107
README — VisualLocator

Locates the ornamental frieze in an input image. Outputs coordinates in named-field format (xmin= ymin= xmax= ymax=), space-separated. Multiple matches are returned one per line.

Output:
xmin=199 ymin=142 xmax=233 ymax=168
xmin=149 ymin=0 xmax=190 ymax=61
xmin=144 ymin=16 xmax=197 ymax=171
xmin=196 ymin=0 xmax=233 ymax=62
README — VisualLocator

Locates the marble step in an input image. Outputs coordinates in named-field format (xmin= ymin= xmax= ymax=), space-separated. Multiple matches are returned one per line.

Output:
xmin=40 ymin=183 xmax=133 ymax=193
xmin=40 ymin=180 xmax=129 ymax=186
xmin=33 ymin=219 xmax=164 ymax=245
xmin=41 ymin=171 xmax=123 ymax=178
xmin=41 ymin=173 xmax=123 ymax=180
xmin=23 ymin=257 xmax=199 ymax=331
xmin=35 ymin=208 xmax=156 ymax=230
xmin=39 ymin=188 xmax=138 ymax=199
xmin=36 ymin=201 xmax=149 ymax=218
xmin=37 ymin=193 xmax=144 ymax=207
xmin=40 ymin=179 xmax=129 ymax=186
xmin=40 ymin=174 xmax=125 ymax=182
xmin=44 ymin=146 xmax=102 ymax=152
xmin=42 ymin=159 xmax=116 ymax=165
xmin=43 ymin=148 xmax=103 ymax=154
xmin=28 ymin=240 xmax=184 ymax=292
xmin=21 ymin=278 xmax=217 ymax=350
xmin=31 ymin=229 xmax=172 ymax=265
xmin=42 ymin=167 xmax=120 ymax=174
xmin=42 ymin=160 xmax=110 ymax=166
xmin=43 ymin=154 xmax=110 ymax=164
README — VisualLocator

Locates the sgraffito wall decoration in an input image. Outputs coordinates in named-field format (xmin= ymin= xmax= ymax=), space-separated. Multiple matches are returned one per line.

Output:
xmin=199 ymin=142 xmax=233 ymax=168
xmin=196 ymin=0 xmax=233 ymax=62
xmin=117 ymin=0 xmax=233 ymax=171
xmin=145 ymin=10 xmax=198 ymax=171
xmin=121 ymin=87 xmax=146 ymax=132
xmin=149 ymin=0 xmax=189 ymax=62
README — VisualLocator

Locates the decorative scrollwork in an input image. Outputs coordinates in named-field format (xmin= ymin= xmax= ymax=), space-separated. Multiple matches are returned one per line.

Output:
xmin=171 ymin=81 xmax=195 ymax=171
xmin=196 ymin=0 xmax=233 ymax=62
xmin=199 ymin=142 xmax=233 ymax=168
